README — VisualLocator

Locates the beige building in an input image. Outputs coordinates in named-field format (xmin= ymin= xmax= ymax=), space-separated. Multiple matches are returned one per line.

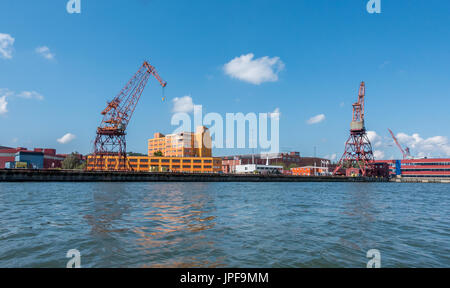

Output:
xmin=148 ymin=126 xmax=212 ymax=158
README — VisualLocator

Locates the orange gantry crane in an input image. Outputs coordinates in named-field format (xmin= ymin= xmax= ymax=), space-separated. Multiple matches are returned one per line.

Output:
xmin=388 ymin=128 xmax=411 ymax=160
xmin=92 ymin=61 xmax=167 ymax=171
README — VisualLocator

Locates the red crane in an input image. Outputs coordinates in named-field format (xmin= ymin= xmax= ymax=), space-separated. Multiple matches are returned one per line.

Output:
xmin=333 ymin=82 xmax=375 ymax=176
xmin=91 ymin=61 xmax=167 ymax=171
xmin=388 ymin=128 xmax=411 ymax=159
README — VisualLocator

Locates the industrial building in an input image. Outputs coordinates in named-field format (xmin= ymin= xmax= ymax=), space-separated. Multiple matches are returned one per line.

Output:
xmin=291 ymin=166 xmax=329 ymax=176
xmin=87 ymin=156 xmax=222 ymax=173
xmin=221 ymin=152 xmax=330 ymax=174
xmin=235 ymin=164 xmax=283 ymax=174
xmin=374 ymin=158 xmax=450 ymax=178
xmin=0 ymin=147 xmax=66 ymax=169
xmin=148 ymin=126 xmax=212 ymax=157
xmin=88 ymin=126 xmax=221 ymax=173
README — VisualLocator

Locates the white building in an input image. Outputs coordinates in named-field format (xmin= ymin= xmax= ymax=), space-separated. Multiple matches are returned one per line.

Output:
xmin=235 ymin=164 xmax=283 ymax=174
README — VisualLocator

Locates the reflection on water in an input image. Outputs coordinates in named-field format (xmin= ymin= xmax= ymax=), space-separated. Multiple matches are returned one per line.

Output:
xmin=0 ymin=182 xmax=449 ymax=267
xmin=135 ymin=183 xmax=220 ymax=267
xmin=85 ymin=183 xmax=130 ymax=235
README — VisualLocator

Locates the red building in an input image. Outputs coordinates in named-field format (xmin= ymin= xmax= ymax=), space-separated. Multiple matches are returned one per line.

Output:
xmin=374 ymin=158 xmax=450 ymax=178
xmin=0 ymin=146 xmax=66 ymax=169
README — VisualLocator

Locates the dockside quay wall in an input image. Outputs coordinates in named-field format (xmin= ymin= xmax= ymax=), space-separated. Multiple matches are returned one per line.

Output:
xmin=0 ymin=169 xmax=389 ymax=183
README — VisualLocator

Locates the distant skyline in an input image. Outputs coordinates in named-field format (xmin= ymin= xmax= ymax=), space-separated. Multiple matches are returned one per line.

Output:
xmin=1 ymin=0 xmax=449 ymax=160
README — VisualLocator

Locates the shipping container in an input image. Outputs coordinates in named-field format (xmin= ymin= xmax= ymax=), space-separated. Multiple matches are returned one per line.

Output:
xmin=5 ymin=162 xmax=15 ymax=169
xmin=15 ymin=162 xmax=29 ymax=169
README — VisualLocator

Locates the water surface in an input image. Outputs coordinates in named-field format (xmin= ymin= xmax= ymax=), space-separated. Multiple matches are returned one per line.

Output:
xmin=0 ymin=182 xmax=448 ymax=267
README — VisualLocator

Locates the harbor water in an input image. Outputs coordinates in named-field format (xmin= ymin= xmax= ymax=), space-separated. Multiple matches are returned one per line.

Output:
xmin=0 ymin=182 xmax=448 ymax=267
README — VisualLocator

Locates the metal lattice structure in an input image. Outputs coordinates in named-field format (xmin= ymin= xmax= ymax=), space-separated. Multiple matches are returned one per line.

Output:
xmin=333 ymin=82 xmax=375 ymax=176
xmin=388 ymin=128 xmax=411 ymax=160
xmin=92 ymin=61 xmax=167 ymax=171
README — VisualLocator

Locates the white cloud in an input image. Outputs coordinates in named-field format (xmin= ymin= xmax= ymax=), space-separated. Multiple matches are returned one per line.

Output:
xmin=379 ymin=61 xmax=390 ymax=69
xmin=307 ymin=114 xmax=326 ymax=124
xmin=325 ymin=153 xmax=337 ymax=161
xmin=269 ymin=107 xmax=281 ymax=119
xmin=396 ymin=132 xmax=450 ymax=157
xmin=224 ymin=53 xmax=285 ymax=85
xmin=374 ymin=150 xmax=385 ymax=159
xmin=0 ymin=96 xmax=8 ymax=115
xmin=35 ymin=46 xmax=55 ymax=60
xmin=17 ymin=91 xmax=44 ymax=100
xmin=0 ymin=88 xmax=44 ymax=115
xmin=172 ymin=96 xmax=195 ymax=113
xmin=0 ymin=33 xmax=14 ymax=59
xmin=367 ymin=131 xmax=383 ymax=147
xmin=57 ymin=133 xmax=76 ymax=144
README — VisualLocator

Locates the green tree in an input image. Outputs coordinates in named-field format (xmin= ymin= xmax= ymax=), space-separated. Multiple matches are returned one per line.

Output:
xmin=153 ymin=151 xmax=164 ymax=157
xmin=272 ymin=162 xmax=287 ymax=170
xmin=128 ymin=152 xmax=146 ymax=156
xmin=62 ymin=152 xmax=85 ymax=170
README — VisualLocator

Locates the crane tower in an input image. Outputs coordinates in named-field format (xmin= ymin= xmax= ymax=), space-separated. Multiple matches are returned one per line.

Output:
xmin=333 ymin=82 xmax=375 ymax=176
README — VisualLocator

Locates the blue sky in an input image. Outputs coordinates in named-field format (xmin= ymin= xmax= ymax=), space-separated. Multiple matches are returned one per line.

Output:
xmin=1 ymin=0 xmax=449 ymax=160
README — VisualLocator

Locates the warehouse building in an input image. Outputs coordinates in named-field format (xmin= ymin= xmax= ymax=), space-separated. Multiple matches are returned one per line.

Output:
xmin=0 ymin=147 xmax=66 ymax=169
xmin=235 ymin=164 xmax=283 ymax=174
xmin=222 ymin=152 xmax=330 ymax=174
xmin=88 ymin=126 xmax=221 ymax=173
xmin=87 ymin=156 xmax=222 ymax=173
xmin=291 ymin=166 xmax=329 ymax=176
xmin=374 ymin=158 xmax=450 ymax=178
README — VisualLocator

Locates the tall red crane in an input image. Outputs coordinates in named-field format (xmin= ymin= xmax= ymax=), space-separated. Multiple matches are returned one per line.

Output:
xmin=92 ymin=61 xmax=167 ymax=171
xmin=388 ymin=128 xmax=411 ymax=159
xmin=333 ymin=82 xmax=375 ymax=176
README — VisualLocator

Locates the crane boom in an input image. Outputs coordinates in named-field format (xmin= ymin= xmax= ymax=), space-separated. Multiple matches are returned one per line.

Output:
xmin=98 ymin=61 xmax=167 ymax=134
xmin=388 ymin=128 xmax=410 ymax=160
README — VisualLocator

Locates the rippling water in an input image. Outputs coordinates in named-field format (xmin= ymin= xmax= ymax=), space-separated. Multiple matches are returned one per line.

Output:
xmin=0 ymin=182 xmax=448 ymax=267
